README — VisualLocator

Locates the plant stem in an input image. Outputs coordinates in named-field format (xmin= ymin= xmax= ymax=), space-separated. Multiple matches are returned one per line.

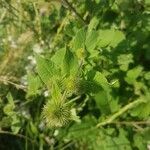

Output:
xmin=65 ymin=96 xmax=81 ymax=105
xmin=62 ymin=0 xmax=87 ymax=25
xmin=0 ymin=76 xmax=27 ymax=91
xmin=96 ymin=99 xmax=146 ymax=128
xmin=109 ymin=121 xmax=150 ymax=125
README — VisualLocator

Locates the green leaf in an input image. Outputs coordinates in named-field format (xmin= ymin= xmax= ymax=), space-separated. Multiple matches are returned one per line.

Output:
xmin=109 ymin=98 xmax=120 ymax=113
xmin=144 ymin=71 xmax=150 ymax=80
xmin=94 ymin=90 xmax=111 ymax=114
xmin=88 ymin=17 xmax=99 ymax=32
xmin=35 ymin=54 xmax=58 ymax=87
xmin=94 ymin=129 xmax=132 ymax=150
xmin=94 ymin=72 xmax=110 ymax=91
xmin=125 ymin=66 xmax=143 ymax=84
xmin=3 ymin=93 xmax=15 ymax=116
xmin=110 ymin=30 xmax=125 ymax=47
xmin=62 ymin=47 xmax=78 ymax=76
xmin=98 ymin=29 xmax=114 ymax=47
xmin=27 ymin=73 xmax=42 ymax=97
xmin=29 ymin=121 xmax=38 ymax=135
xmin=3 ymin=104 xmax=14 ymax=116
xmin=72 ymin=28 xmax=86 ymax=51
xmin=130 ymin=92 xmax=150 ymax=117
xmin=85 ymin=30 xmax=99 ymax=53
xmin=64 ymin=23 xmax=76 ymax=37
xmin=117 ymin=54 xmax=133 ymax=71
xmin=145 ymin=0 xmax=150 ymax=6
xmin=51 ymin=81 xmax=62 ymax=102
xmin=0 ymin=117 xmax=12 ymax=128
xmin=6 ymin=93 xmax=14 ymax=106
xmin=51 ymin=48 xmax=65 ymax=67
xmin=113 ymin=129 xmax=132 ymax=150
xmin=133 ymin=133 xmax=147 ymax=150
xmin=130 ymin=94 xmax=150 ymax=119
xmin=66 ymin=115 xmax=97 ymax=140
xmin=98 ymin=29 xmax=125 ymax=48
xmin=11 ymin=115 xmax=21 ymax=134
xmin=94 ymin=72 xmax=112 ymax=114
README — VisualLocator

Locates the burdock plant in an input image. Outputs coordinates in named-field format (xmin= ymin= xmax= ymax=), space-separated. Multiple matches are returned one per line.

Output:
xmin=42 ymin=100 xmax=71 ymax=128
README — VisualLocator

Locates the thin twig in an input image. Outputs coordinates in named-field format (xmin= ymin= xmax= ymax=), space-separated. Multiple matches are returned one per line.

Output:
xmin=0 ymin=76 xmax=27 ymax=91
xmin=62 ymin=0 xmax=87 ymax=25
xmin=61 ymin=141 xmax=74 ymax=150
xmin=96 ymin=99 xmax=146 ymax=127
xmin=132 ymin=123 xmax=144 ymax=131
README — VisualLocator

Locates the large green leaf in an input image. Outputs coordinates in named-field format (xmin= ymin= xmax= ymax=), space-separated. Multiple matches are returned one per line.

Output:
xmin=94 ymin=72 xmax=110 ymax=91
xmin=27 ymin=73 xmax=42 ymax=97
xmin=117 ymin=54 xmax=133 ymax=71
xmin=51 ymin=80 xmax=62 ymax=102
xmin=35 ymin=54 xmax=58 ymax=86
xmin=130 ymin=94 xmax=150 ymax=119
xmin=94 ymin=90 xmax=111 ymax=114
xmin=98 ymin=29 xmax=125 ymax=48
xmin=88 ymin=17 xmax=99 ymax=32
xmin=94 ymin=129 xmax=132 ymax=150
xmin=125 ymin=66 xmax=143 ymax=84
xmin=62 ymin=47 xmax=79 ymax=76
xmin=65 ymin=115 xmax=97 ymax=140
xmin=85 ymin=30 xmax=99 ymax=53
xmin=51 ymin=48 xmax=66 ymax=67
xmin=72 ymin=28 xmax=86 ymax=51
xmin=11 ymin=115 xmax=21 ymax=134
xmin=133 ymin=133 xmax=147 ymax=150
xmin=93 ymin=72 xmax=112 ymax=114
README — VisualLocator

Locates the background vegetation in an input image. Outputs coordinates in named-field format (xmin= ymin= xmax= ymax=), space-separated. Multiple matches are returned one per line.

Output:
xmin=0 ymin=0 xmax=150 ymax=149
